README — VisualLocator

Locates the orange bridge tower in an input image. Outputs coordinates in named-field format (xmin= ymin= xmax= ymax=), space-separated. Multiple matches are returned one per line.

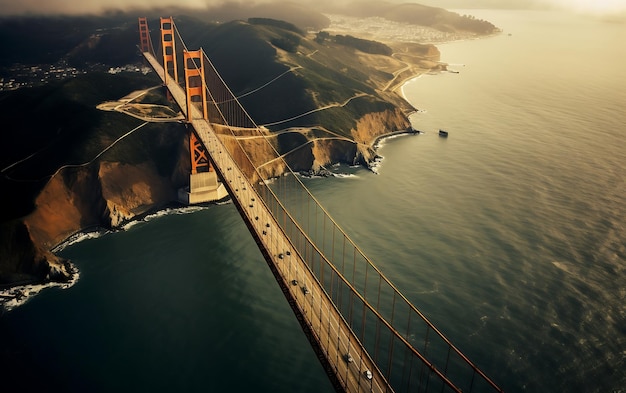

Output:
xmin=178 ymin=48 xmax=227 ymax=204
xmin=138 ymin=17 xmax=226 ymax=204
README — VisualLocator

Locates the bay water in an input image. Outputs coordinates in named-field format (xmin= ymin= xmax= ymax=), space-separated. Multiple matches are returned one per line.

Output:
xmin=2 ymin=9 xmax=625 ymax=393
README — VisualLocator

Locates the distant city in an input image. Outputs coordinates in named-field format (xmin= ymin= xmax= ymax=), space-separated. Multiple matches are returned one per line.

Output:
xmin=325 ymin=14 xmax=483 ymax=43
xmin=0 ymin=61 xmax=151 ymax=91
xmin=0 ymin=14 xmax=482 ymax=93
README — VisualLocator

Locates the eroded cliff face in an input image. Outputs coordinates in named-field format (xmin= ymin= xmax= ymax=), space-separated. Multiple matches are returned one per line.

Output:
xmin=3 ymin=106 xmax=408 ymax=287
xmin=22 ymin=107 xmax=408 ymax=250
xmin=3 ymin=149 xmax=187 ymax=285
xmin=1 ymin=167 xmax=105 ymax=285
xmin=0 ymin=220 xmax=70 ymax=285
xmin=99 ymin=161 xmax=179 ymax=227
xmin=351 ymin=108 xmax=412 ymax=163
xmin=264 ymin=108 xmax=411 ymax=173
xmin=25 ymin=166 xmax=107 ymax=250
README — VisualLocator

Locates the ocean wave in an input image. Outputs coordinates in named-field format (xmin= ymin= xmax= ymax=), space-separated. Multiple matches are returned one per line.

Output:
xmin=143 ymin=206 xmax=209 ymax=221
xmin=297 ymin=173 xmax=328 ymax=180
xmin=375 ymin=134 xmax=406 ymax=149
xmin=1 ymin=265 xmax=79 ymax=313
xmin=120 ymin=220 xmax=141 ymax=231
xmin=120 ymin=205 xmax=214 ymax=231
xmin=332 ymin=173 xmax=360 ymax=179
xmin=369 ymin=165 xmax=380 ymax=175
xmin=58 ymin=206 xmax=217 ymax=248
xmin=53 ymin=229 xmax=110 ymax=252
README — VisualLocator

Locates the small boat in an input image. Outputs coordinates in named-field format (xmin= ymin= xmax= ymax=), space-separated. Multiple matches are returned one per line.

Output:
xmin=439 ymin=129 xmax=449 ymax=137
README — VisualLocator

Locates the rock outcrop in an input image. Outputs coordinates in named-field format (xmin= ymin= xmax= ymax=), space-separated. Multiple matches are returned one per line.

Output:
xmin=0 ymin=147 xmax=188 ymax=286
xmin=0 ymin=220 xmax=69 ymax=286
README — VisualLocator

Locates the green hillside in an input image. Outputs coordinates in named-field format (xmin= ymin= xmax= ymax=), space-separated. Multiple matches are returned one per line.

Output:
xmin=0 ymin=73 xmax=179 ymax=221
xmin=0 ymin=8 xmax=449 ymax=219
xmin=182 ymin=18 xmax=413 ymax=135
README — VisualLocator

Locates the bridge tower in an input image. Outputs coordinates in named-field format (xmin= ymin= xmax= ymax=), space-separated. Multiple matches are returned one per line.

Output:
xmin=178 ymin=49 xmax=227 ymax=204
xmin=159 ymin=17 xmax=178 ymax=85
xmin=137 ymin=17 xmax=152 ymax=54
xmin=183 ymin=50 xmax=208 ymax=122
xmin=138 ymin=16 xmax=505 ymax=392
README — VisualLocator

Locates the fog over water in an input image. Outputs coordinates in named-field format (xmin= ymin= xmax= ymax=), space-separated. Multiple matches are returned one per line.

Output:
xmin=1 ymin=0 xmax=625 ymax=17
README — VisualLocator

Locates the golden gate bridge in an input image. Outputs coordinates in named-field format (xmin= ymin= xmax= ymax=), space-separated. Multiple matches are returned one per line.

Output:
xmin=137 ymin=16 xmax=504 ymax=393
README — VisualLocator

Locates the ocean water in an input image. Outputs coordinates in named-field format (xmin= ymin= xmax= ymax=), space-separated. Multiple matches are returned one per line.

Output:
xmin=2 ymin=10 xmax=625 ymax=393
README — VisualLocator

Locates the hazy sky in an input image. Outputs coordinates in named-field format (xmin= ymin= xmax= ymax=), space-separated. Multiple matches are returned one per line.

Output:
xmin=0 ymin=0 xmax=624 ymax=16
xmin=417 ymin=0 xmax=626 ymax=13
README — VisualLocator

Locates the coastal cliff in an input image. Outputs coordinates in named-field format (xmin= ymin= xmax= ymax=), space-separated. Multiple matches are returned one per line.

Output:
xmin=0 ymin=8 xmax=491 ymax=291
xmin=24 ymin=159 xmax=185 ymax=250
xmin=2 ymin=144 xmax=188 ymax=285
xmin=2 ymin=104 xmax=410 ymax=287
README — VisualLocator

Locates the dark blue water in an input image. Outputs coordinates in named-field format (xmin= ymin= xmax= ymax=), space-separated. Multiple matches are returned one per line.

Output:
xmin=1 ymin=206 xmax=334 ymax=392
xmin=2 ymin=9 xmax=625 ymax=393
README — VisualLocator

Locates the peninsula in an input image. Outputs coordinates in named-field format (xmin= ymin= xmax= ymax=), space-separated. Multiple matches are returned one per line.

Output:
xmin=0 ymin=3 xmax=499 ymax=303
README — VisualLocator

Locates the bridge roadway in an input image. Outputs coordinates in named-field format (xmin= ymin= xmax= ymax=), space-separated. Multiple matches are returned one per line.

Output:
xmin=143 ymin=52 xmax=393 ymax=393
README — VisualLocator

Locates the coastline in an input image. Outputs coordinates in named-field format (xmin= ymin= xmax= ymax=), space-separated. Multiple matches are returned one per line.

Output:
xmin=1 ymin=42 xmax=461 ymax=312
xmin=371 ymin=127 xmax=422 ymax=150
xmin=0 ymin=200 xmax=235 ymax=313
xmin=0 ymin=266 xmax=79 ymax=313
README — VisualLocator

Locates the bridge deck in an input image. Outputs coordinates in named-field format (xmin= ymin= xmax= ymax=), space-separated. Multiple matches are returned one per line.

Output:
xmin=143 ymin=52 xmax=392 ymax=393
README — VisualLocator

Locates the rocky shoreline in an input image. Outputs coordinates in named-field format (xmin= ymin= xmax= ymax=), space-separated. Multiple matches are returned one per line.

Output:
xmin=0 ymin=33 xmax=447 ymax=306
xmin=0 ymin=119 xmax=420 ymax=310
xmin=0 ymin=259 xmax=78 ymax=313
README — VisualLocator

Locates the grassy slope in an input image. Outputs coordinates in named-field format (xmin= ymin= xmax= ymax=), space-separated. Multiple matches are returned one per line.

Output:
xmin=0 ymin=72 xmax=178 ymax=221
xmin=183 ymin=18 xmax=413 ymax=137
xmin=0 ymin=6 xmax=491 ymax=284
xmin=0 ymin=15 xmax=426 ymax=222
xmin=0 ymin=10 xmax=439 ymax=221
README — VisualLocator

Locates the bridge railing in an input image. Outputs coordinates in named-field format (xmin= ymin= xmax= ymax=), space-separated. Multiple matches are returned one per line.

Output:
xmin=148 ymin=17 xmax=503 ymax=393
